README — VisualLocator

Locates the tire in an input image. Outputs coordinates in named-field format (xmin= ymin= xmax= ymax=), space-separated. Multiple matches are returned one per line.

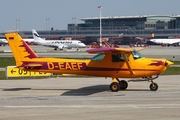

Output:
xmin=120 ymin=80 xmax=128 ymax=90
xmin=149 ymin=83 xmax=158 ymax=91
xmin=110 ymin=82 xmax=120 ymax=92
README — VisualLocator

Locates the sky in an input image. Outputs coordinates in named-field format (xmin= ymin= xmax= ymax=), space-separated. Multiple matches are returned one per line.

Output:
xmin=0 ymin=0 xmax=180 ymax=32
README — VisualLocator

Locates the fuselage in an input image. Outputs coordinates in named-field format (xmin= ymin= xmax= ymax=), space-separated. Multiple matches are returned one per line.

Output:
xmin=20 ymin=51 xmax=172 ymax=78
xmin=0 ymin=39 xmax=8 ymax=45
xmin=34 ymin=39 xmax=86 ymax=48
xmin=23 ymin=38 xmax=34 ymax=43
xmin=150 ymin=38 xmax=180 ymax=44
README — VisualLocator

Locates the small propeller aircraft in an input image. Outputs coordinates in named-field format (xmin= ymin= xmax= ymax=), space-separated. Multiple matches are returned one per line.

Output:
xmin=5 ymin=33 xmax=173 ymax=92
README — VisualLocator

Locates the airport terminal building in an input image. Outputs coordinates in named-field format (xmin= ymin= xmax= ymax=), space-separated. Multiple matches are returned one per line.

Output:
xmin=1 ymin=15 xmax=180 ymax=45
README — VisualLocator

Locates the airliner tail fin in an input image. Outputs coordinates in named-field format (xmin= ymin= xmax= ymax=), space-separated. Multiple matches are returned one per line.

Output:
xmin=151 ymin=32 xmax=156 ymax=38
xmin=32 ymin=29 xmax=42 ymax=40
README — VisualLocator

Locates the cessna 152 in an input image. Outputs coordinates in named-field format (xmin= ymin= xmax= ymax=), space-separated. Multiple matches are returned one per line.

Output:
xmin=5 ymin=32 xmax=173 ymax=92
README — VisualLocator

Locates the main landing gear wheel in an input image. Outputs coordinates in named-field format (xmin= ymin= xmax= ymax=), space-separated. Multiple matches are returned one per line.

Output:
xmin=119 ymin=80 xmax=128 ymax=90
xmin=149 ymin=83 xmax=158 ymax=91
xmin=110 ymin=82 xmax=120 ymax=92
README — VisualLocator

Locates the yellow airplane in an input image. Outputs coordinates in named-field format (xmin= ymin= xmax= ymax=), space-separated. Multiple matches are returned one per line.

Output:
xmin=5 ymin=32 xmax=173 ymax=92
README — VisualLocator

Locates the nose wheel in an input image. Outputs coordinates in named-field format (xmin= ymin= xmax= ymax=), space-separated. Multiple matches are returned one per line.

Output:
xmin=149 ymin=82 xmax=158 ymax=91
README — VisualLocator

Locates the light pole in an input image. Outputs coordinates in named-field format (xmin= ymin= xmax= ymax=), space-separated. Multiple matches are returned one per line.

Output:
xmin=16 ymin=19 xmax=18 ymax=30
xmin=111 ymin=16 xmax=113 ymax=41
xmin=46 ymin=18 xmax=50 ymax=30
xmin=46 ymin=18 xmax=50 ymax=37
xmin=16 ymin=19 xmax=20 ymax=30
xmin=72 ymin=17 xmax=76 ymax=39
xmin=74 ymin=17 xmax=76 ymax=40
xmin=98 ymin=6 xmax=103 ymax=47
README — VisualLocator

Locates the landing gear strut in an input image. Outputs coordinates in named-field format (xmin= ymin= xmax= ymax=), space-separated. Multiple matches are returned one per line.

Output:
xmin=116 ymin=78 xmax=128 ymax=90
xmin=128 ymin=75 xmax=159 ymax=91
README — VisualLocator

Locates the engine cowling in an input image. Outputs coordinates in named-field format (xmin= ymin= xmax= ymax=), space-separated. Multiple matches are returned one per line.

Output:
xmin=58 ymin=46 xmax=64 ymax=50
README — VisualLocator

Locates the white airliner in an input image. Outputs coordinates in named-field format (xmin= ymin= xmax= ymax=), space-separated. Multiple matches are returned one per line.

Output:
xmin=150 ymin=33 xmax=180 ymax=46
xmin=0 ymin=39 xmax=8 ymax=46
xmin=150 ymin=38 xmax=180 ymax=46
xmin=23 ymin=38 xmax=34 ymax=44
xmin=32 ymin=29 xmax=86 ymax=50
xmin=0 ymin=38 xmax=34 ymax=46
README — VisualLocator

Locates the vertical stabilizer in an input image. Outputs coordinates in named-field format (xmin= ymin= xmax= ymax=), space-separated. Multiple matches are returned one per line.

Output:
xmin=32 ymin=29 xmax=41 ymax=40
xmin=5 ymin=32 xmax=38 ymax=67
xmin=151 ymin=32 xmax=156 ymax=38
xmin=32 ymin=29 xmax=45 ymax=45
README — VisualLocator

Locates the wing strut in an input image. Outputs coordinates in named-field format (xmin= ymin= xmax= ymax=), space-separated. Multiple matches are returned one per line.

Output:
xmin=122 ymin=52 xmax=134 ymax=75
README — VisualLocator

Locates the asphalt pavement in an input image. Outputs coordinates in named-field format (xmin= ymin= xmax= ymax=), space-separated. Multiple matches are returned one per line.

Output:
xmin=0 ymin=76 xmax=180 ymax=120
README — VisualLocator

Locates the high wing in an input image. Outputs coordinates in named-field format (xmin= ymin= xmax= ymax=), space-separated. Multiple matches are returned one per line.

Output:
xmin=86 ymin=47 xmax=144 ymax=54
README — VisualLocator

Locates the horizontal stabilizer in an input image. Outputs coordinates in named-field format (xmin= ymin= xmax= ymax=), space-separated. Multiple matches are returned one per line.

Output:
xmin=23 ymin=64 xmax=43 ymax=68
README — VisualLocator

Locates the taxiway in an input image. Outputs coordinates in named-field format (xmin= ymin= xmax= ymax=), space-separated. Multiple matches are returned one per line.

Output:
xmin=0 ymin=75 xmax=180 ymax=120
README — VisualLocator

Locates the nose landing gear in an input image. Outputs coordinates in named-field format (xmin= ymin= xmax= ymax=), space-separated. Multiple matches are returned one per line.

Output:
xmin=149 ymin=82 xmax=158 ymax=91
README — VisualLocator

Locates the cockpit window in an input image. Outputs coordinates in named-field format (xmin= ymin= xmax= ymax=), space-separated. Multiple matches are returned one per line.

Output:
xmin=112 ymin=54 xmax=129 ymax=62
xmin=132 ymin=50 xmax=142 ymax=60
xmin=91 ymin=53 xmax=105 ymax=61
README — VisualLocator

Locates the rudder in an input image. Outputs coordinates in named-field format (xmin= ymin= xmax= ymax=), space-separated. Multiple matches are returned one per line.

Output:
xmin=32 ymin=29 xmax=45 ymax=45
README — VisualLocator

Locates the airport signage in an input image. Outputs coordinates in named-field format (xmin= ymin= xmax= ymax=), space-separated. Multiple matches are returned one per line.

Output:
xmin=6 ymin=66 xmax=51 ymax=78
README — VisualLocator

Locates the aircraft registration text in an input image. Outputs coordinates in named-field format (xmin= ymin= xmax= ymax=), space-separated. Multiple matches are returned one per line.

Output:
xmin=47 ymin=62 xmax=86 ymax=70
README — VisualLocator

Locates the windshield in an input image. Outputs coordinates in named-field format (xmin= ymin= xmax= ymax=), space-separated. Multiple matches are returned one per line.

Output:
xmin=132 ymin=50 xmax=142 ymax=60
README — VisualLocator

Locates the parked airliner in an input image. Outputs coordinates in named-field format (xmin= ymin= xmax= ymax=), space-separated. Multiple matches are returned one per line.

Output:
xmin=150 ymin=33 xmax=180 ymax=46
xmin=32 ymin=29 xmax=86 ymax=50
xmin=150 ymin=38 xmax=180 ymax=46
xmin=0 ymin=39 xmax=8 ymax=46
